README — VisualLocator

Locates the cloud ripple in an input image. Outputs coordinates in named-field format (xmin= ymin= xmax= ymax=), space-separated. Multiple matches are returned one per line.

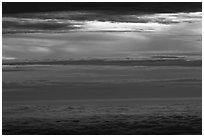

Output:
xmin=3 ymin=12 xmax=201 ymax=33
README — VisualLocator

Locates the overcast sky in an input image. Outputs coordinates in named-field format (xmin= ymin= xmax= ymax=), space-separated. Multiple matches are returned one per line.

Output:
xmin=2 ymin=3 xmax=202 ymax=60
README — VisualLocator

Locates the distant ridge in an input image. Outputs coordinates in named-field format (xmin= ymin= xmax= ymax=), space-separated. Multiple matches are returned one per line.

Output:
xmin=2 ymin=59 xmax=201 ymax=67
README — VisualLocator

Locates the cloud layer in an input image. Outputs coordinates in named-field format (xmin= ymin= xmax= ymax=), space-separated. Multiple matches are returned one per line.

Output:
xmin=2 ymin=11 xmax=202 ymax=60
xmin=3 ymin=12 xmax=201 ymax=33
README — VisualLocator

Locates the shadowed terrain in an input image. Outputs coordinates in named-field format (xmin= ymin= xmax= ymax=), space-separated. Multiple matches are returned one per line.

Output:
xmin=3 ymin=98 xmax=202 ymax=135
xmin=2 ymin=64 xmax=202 ymax=135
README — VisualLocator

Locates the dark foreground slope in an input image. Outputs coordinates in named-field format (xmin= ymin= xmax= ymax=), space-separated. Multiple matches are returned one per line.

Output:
xmin=3 ymin=64 xmax=202 ymax=135
xmin=3 ymin=98 xmax=202 ymax=135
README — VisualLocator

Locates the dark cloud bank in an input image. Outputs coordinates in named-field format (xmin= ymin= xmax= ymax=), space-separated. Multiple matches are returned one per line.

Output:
xmin=3 ymin=2 xmax=201 ymax=14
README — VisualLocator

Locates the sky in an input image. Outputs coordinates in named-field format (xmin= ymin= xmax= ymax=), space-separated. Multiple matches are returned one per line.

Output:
xmin=2 ymin=3 xmax=202 ymax=60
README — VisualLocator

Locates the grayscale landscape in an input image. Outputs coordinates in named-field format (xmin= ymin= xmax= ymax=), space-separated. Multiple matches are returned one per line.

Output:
xmin=2 ymin=2 xmax=202 ymax=135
